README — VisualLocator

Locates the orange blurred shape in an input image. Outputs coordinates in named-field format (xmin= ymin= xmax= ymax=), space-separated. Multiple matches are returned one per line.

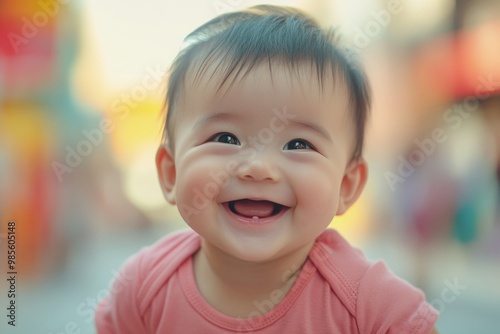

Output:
xmin=0 ymin=102 xmax=57 ymax=280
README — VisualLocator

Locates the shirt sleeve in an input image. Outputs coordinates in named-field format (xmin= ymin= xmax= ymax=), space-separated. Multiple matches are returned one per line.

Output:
xmin=355 ymin=261 xmax=439 ymax=334
xmin=94 ymin=250 xmax=149 ymax=334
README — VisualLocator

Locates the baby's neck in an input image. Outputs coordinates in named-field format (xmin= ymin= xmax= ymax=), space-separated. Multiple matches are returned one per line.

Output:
xmin=192 ymin=240 xmax=313 ymax=319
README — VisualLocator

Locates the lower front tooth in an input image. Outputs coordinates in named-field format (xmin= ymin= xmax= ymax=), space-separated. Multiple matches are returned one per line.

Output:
xmin=252 ymin=216 xmax=259 ymax=220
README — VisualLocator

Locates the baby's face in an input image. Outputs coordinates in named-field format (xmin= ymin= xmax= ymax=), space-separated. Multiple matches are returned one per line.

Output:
xmin=157 ymin=62 xmax=366 ymax=262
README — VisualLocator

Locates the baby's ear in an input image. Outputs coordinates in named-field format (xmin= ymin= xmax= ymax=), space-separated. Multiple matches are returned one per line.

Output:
xmin=156 ymin=145 xmax=176 ymax=205
xmin=336 ymin=158 xmax=368 ymax=215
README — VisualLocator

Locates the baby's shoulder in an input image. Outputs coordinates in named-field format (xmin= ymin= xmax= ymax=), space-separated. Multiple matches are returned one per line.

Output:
xmin=309 ymin=229 xmax=438 ymax=332
xmin=309 ymin=229 xmax=372 ymax=281
xmin=137 ymin=228 xmax=200 ymax=270
xmin=95 ymin=229 xmax=201 ymax=331
xmin=134 ymin=228 xmax=199 ymax=276
xmin=120 ymin=229 xmax=200 ymax=304
xmin=308 ymin=229 xmax=373 ymax=313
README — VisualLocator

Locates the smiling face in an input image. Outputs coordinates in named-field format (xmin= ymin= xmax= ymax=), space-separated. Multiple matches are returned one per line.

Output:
xmin=157 ymin=62 xmax=367 ymax=263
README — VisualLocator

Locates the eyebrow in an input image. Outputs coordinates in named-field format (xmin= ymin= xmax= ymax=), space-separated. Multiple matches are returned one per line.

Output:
xmin=288 ymin=119 xmax=333 ymax=142
xmin=192 ymin=112 xmax=236 ymax=130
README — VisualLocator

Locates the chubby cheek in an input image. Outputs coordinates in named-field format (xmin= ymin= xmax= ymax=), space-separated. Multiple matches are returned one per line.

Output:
xmin=174 ymin=152 xmax=228 ymax=222
xmin=293 ymin=163 xmax=340 ymax=226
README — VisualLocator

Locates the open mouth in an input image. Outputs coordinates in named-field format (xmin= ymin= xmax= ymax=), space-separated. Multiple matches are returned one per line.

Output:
xmin=225 ymin=199 xmax=288 ymax=220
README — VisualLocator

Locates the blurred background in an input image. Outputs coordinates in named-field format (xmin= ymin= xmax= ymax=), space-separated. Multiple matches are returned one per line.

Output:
xmin=0 ymin=0 xmax=499 ymax=333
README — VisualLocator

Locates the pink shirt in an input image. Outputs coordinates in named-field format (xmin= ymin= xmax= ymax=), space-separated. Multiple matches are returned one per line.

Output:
xmin=95 ymin=229 xmax=438 ymax=333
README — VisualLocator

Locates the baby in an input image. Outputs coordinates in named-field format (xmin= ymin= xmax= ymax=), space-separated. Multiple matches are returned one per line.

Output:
xmin=95 ymin=5 xmax=439 ymax=333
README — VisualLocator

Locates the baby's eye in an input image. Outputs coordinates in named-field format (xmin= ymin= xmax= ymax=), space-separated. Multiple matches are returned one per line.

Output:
xmin=283 ymin=139 xmax=312 ymax=150
xmin=210 ymin=132 xmax=240 ymax=145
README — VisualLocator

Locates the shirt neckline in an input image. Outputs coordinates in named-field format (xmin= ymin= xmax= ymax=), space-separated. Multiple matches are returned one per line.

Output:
xmin=179 ymin=252 xmax=316 ymax=332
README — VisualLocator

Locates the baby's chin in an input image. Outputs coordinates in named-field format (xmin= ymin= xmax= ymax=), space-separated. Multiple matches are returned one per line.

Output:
xmin=198 ymin=232 xmax=287 ymax=263
xmin=205 ymin=235 xmax=311 ymax=267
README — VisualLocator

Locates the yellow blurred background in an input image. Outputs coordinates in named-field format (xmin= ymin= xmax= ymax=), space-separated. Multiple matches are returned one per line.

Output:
xmin=1 ymin=0 xmax=499 ymax=333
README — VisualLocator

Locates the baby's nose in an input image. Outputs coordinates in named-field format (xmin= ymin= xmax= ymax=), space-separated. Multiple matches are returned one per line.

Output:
xmin=236 ymin=156 xmax=280 ymax=182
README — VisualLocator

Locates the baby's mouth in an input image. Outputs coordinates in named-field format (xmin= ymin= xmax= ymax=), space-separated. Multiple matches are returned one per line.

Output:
xmin=226 ymin=199 xmax=287 ymax=219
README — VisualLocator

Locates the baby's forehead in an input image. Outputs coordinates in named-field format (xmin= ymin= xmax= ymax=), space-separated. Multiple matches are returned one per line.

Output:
xmin=180 ymin=58 xmax=350 ymax=111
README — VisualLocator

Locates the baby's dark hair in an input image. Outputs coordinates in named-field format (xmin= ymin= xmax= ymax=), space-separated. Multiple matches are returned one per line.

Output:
xmin=162 ymin=5 xmax=371 ymax=161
